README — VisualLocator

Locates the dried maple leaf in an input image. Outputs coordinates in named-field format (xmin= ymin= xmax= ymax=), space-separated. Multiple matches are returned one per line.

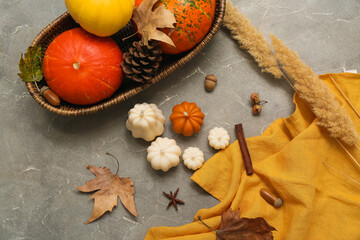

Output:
xmin=132 ymin=0 xmax=176 ymax=47
xmin=198 ymin=209 xmax=276 ymax=240
xmin=75 ymin=153 xmax=138 ymax=224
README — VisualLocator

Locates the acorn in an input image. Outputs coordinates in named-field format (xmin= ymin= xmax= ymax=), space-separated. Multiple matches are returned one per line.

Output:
xmin=40 ymin=86 xmax=60 ymax=106
xmin=251 ymin=92 xmax=268 ymax=115
xmin=250 ymin=93 xmax=260 ymax=104
xmin=252 ymin=104 xmax=262 ymax=115
xmin=260 ymin=188 xmax=283 ymax=208
xmin=205 ymin=74 xmax=218 ymax=91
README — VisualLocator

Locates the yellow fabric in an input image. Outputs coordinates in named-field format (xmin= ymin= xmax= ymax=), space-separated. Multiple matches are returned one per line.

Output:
xmin=145 ymin=73 xmax=360 ymax=240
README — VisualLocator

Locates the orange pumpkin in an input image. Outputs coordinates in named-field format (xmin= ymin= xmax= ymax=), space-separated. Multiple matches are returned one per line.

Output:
xmin=43 ymin=28 xmax=123 ymax=105
xmin=134 ymin=0 xmax=216 ymax=54
xmin=170 ymin=101 xmax=205 ymax=136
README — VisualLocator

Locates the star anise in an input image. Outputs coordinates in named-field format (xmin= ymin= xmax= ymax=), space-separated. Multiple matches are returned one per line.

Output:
xmin=163 ymin=188 xmax=184 ymax=211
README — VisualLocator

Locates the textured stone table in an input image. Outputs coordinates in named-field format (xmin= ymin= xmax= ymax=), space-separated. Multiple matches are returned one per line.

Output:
xmin=1 ymin=0 xmax=359 ymax=239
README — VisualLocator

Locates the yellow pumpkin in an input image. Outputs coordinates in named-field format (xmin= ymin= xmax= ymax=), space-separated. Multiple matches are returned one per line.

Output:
xmin=65 ymin=0 xmax=135 ymax=37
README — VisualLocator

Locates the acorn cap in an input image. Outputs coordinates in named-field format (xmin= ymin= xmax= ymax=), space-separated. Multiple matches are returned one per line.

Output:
xmin=40 ymin=86 xmax=50 ymax=95
xmin=274 ymin=198 xmax=283 ymax=208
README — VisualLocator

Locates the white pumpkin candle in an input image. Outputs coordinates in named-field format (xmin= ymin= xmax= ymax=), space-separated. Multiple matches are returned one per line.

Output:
xmin=183 ymin=147 xmax=204 ymax=171
xmin=147 ymin=137 xmax=182 ymax=172
xmin=208 ymin=127 xmax=230 ymax=150
xmin=126 ymin=103 xmax=165 ymax=141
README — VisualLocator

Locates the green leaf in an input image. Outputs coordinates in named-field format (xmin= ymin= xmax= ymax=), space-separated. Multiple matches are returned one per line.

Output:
xmin=18 ymin=45 xmax=43 ymax=83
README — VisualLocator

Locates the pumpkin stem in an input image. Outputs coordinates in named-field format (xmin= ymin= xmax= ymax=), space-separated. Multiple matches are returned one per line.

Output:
xmin=106 ymin=152 xmax=120 ymax=175
xmin=183 ymin=111 xmax=188 ymax=117
xmin=73 ymin=62 xmax=80 ymax=70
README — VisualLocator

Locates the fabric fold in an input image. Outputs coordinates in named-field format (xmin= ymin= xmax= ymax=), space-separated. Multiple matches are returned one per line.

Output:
xmin=145 ymin=73 xmax=360 ymax=240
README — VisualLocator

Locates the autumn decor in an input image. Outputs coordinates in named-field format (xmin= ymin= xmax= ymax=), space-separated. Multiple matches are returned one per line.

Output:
xmin=135 ymin=0 xmax=216 ymax=54
xmin=65 ymin=0 xmax=135 ymax=37
xmin=132 ymin=0 xmax=176 ymax=47
xmin=163 ymin=188 xmax=185 ymax=211
xmin=126 ymin=103 xmax=165 ymax=141
xmin=18 ymin=45 xmax=43 ymax=84
xmin=183 ymin=147 xmax=204 ymax=170
xmin=24 ymin=0 xmax=224 ymax=115
xmin=159 ymin=0 xmax=216 ymax=54
xmin=223 ymin=0 xmax=360 ymax=170
xmin=270 ymin=35 xmax=359 ymax=145
xmin=121 ymin=41 xmax=162 ymax=83
xmin=198 ymin=209 xmax=276 ymax=240
xmin=208 ymin=127 xmax=230 ymax=150
xmin=43 ymin=28 xmax=123 ymax=105
xmin=250 ymin=93 xmax=261 ymax=104
xmin=146 ymin=137 xmax=182 ymax=171
xmin=250 ymin=93 xmax=267 ymax=115
xmin=260 ymin=189 xmax=283 ymax=208
xmin=223 ymin=0 xmax=359 ymax=147
xmin=75 ymin=153 xmax=138 ymax=224
xmin=18 ymin=45 xmax=59 ymax=107
xmin=205 ymin=74 xmax=218 ymax=91
xmin=170 ymin=101 xmax=205 ymax=137
xmin=235 ymin=124 xmax=254 ymax=176
xmin=40 ymin=86 xmax=60 ymax=106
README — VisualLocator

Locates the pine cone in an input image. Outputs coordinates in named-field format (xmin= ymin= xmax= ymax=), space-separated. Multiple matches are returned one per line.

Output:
xmin=121 ymin=41 xmax=162 ymax=83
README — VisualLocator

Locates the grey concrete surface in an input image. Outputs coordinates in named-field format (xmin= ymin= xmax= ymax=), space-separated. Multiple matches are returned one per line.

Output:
xmin=1 ymin=0 xmax=359 ymax=239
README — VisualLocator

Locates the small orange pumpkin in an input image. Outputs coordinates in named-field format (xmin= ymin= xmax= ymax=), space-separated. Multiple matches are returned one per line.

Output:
xmin=169 ymin=101 xmax=205 ymax=136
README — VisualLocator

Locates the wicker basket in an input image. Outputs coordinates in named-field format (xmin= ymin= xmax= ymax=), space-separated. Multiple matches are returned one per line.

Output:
xmin=26 ymin=1 xmax=226 ymax=116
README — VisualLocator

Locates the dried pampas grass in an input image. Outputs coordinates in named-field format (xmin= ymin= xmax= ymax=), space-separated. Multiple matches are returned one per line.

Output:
xmin=223 ymin=0 xmax=359 ymax=146
xmin=270 ymin=35 xmax=359 ymax=145
xmin=223 ymin=0 xmax=282 ymax=79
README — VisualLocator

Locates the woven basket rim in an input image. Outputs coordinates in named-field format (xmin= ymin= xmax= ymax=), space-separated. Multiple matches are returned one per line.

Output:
xmin=26 ymin=0 xmax=226 ymax=116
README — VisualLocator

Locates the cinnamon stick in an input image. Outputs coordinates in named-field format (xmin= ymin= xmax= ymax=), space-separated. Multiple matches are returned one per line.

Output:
xmin=235 ymin=124 xmax=254 ymax=175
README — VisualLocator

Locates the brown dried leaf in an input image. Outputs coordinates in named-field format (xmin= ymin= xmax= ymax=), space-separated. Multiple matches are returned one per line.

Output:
xmin=75 ymin=165 xmax=138 ymax=224
xmin=132 ymin=0 xmax=176 ymax=46
xmin=217 ymin=209 xmax=276 ymax=240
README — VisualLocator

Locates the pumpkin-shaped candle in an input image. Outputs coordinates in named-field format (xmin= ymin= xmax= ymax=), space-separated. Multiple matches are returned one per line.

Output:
xmin=169 ymin=101 xmax=205 ymax=137
xmin=208 ymin=127 xmax=230 ymax=150
xmin=147 ymin=137 xmax=181 ymax=172
xmin=183 ymin=147 xmax=204 ymax=170
xmin=126 ymin=103 xmax=165 ymax=141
